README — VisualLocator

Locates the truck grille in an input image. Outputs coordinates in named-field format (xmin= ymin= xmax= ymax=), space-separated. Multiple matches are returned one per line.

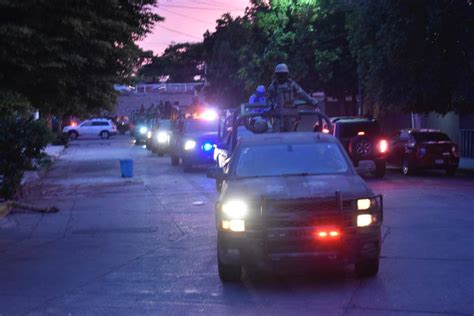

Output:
xmin=262 ymin=198 xmax=355 ymax=254
xmin=263 ymin=198 xmax=354 ymax=228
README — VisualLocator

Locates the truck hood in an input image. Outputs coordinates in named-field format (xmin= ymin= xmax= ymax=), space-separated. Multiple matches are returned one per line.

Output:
xmin=184 ymin=132 xmax=218 ymax=142
xmin=222 ymin=174 xmax=372 ymax=201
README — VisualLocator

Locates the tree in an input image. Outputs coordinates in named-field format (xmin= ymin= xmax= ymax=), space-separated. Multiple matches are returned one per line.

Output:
xmin=0 ymin=0 xmax=162 ymax=117
xmin=348 ymin=0 xmax=474 ymax=114
xmin=139 ymin=42 xmax=205 ymax=83
xmin=0 ymin=0 xmax=162 ymax=198
xmin=202 ymin=13 xmax=251 ymax=107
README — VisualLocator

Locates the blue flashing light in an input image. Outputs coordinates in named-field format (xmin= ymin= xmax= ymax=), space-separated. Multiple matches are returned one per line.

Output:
xmin=202 ymin=142 xmax=214 ymax=152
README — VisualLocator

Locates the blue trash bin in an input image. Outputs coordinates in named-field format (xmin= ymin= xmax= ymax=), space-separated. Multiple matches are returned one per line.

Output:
xmin=119 ymin=159 xmax=134 ymax=178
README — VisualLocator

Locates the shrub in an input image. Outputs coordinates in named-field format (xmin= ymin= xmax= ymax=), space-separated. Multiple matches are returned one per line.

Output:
xmin=0 ymin=115 xmax=51 ymax=199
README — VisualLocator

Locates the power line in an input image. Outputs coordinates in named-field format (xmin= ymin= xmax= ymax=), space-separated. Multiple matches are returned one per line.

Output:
xmin=159 ymin=4 xmax=239 ymax=11
xmin=184 ymin=0 xmax=243 ymax=10
xmin=156 ymin=24 xmax=202 ymax=40
xmin=159 ymin=7 xmax=216 ymax=26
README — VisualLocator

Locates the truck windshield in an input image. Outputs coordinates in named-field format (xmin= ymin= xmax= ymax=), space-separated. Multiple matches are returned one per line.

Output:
xmin=159 ymin=120 xmax=171 ymax=129
xmin=235 ymin=143 xmax=350 ymax=178
xmin=185 ymin=120 xmax=218 ymax=133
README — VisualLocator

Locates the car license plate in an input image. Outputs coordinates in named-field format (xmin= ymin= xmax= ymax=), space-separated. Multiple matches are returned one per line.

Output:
xmin=435 ymin=159 xmax=444 ymax=165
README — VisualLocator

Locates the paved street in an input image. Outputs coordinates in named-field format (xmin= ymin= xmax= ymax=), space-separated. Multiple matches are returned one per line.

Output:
xmin=0 ymin=135 xmax=473 ymax=315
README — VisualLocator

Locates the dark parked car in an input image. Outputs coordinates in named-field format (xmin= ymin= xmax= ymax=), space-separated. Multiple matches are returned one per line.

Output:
xmin=331 ymin=117 xmax=388 ymax=178
xmin=207 ymin=132 xmax=383 ymax=282
xmin=169 ymin=118 xmax=219 ymax=172
xmin=388 ymin=129 xmax=460 ymax=175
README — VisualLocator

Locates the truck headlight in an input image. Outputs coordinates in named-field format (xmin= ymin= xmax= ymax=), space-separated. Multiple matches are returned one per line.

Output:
xmin=222 ymin=200 xmax=248 ymax=219
xmin=184 ymin=140 xmax=196 ymax=150
xmin=357 ymin=214 xmax=373 ymax=227
xmin=222 ymin=219 xmax=245 ymax=232
xmin=147 ymin=131 xmax=152 ymax=139
xmin=157 ymin=132 xmax=169 ymax=143
xmin=357 ymin=198 xmax=372 ymax=210
xmin=139 ymin=126 xmax=148 ymax=134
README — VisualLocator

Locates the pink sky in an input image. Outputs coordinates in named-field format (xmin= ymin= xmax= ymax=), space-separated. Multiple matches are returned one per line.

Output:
xmin=138 ymin=0 xmax=250 ymax=55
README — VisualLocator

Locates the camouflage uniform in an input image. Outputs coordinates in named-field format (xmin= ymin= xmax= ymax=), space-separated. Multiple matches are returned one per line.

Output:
xmin=267 ymin=79 xmax=314 ymax=110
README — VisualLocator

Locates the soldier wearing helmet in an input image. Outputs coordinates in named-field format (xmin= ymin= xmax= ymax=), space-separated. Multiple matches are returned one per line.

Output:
xmin=248 ymin=85 xmax=267 ymax=104
xmin=267 ymin=63 xmax=318 ymax=110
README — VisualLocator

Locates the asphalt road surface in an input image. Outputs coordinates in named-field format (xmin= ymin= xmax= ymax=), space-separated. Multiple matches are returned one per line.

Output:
xmin=0 ymin=136 xmax=473 ymax=315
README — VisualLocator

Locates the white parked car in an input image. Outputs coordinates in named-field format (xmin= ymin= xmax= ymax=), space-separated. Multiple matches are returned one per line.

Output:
xmin=63 ymin=118 xmax=117 ymax=139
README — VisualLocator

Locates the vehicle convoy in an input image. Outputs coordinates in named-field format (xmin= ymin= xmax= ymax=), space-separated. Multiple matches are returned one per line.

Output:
xmin=63 ymin=118 xmax=117 ymax=139
xmin=388 ymin=129 xmax=459 ymax=175
xmin=149 ymin=119 xmax=172 ymax=156
xmin=331 ymin=117 xmax=388 ymax=178
xmin=207 ymin=111 xmax=383 ymax=282
xmin=169 ymin=111 xmax=219 ymax=172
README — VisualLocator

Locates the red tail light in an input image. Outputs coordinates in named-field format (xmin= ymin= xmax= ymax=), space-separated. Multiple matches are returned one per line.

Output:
xmin=322 ymin=128 xmax=330 ymax=134
xmin=378 ymin=139 xmax=388 ymax=153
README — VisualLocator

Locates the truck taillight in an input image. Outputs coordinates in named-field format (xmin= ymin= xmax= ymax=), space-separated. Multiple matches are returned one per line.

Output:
xmin=378 ymin=139 xmax=388 ymax=153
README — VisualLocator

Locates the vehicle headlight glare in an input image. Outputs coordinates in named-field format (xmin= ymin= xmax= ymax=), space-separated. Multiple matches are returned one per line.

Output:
xmin=157 ymin=132 xmax=169 ymax=143
xmin=357 ymin=214 xmax=373 ymax=227
xmin=139 ymin=127 xmax=148 ymax=134
xmin=184 ymin=140 xmax=196 ymax=150
xmin=357 ymin=198 xmax=371 ymax=210
xmin=222 ymin=219 xmax=245 ymax=232
xmin=222 ymin=200 xmax=248 ymax=219
xmin=147 ymin=131 xmax=152 ymax=139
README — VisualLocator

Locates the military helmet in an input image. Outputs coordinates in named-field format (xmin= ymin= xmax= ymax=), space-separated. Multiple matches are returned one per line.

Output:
xmin=275 ymin=63 xmax=289 ymax=74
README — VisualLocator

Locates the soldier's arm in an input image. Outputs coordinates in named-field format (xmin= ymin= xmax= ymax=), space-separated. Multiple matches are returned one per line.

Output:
xmin=293 ymin=82 xmax=314 ymax=104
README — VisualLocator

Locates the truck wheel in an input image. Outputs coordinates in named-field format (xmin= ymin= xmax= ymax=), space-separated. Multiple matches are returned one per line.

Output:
xmin=171 ymin=154 xmax=179 ymax=166
xmin=374 ymin=160 xmax=386 ymax=178
xmin=355 ymin=258 xmax=379 ymax=277
xmin=217 ymin=243 xmax=241 ymax=282
xmin=402 ymin=159 xmax=414 ymax=176
xmin=182 ymin=159 xmax=192 ymax=172
xmin=157 ymin=149 xmax=165 ymax=157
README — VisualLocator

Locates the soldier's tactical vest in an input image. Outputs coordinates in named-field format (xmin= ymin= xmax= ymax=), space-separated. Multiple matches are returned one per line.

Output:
xmin=272 ymin=80 xmax=296 ymax=109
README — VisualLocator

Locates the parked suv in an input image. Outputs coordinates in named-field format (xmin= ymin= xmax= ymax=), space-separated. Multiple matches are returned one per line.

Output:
xmin=331 ymin=117 xmax=388 ymax=178
xmin=388 ymin=129 xmax=459 ymax=176
xmin=63 ymin=118 xmax=117 ymax=139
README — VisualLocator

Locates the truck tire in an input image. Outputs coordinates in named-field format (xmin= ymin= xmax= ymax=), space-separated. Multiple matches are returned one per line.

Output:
xmin=217 ymin=239 xmax=241 ymax=282
xmin=171 ymin=154 xmax=179 ymax=166
xmin=182 ymin=159 xmax=192 ymax=172
xmin=355 ymin=258 xmax=379 ymax=277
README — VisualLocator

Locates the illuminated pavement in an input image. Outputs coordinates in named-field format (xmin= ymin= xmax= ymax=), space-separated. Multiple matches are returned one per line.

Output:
xmin=0 ymin=136 xmax=472 ymax=315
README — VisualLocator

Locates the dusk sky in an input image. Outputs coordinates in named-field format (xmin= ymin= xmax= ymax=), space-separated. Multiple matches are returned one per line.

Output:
xmin=138 ymin=0 xmax=251 ymax=55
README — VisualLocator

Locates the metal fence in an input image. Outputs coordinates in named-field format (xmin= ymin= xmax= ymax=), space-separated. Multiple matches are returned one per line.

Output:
xmin=460 ymin=129 xmax=474 ymax=158
xmin=135 ymin=83 xmax=202 ymax=94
